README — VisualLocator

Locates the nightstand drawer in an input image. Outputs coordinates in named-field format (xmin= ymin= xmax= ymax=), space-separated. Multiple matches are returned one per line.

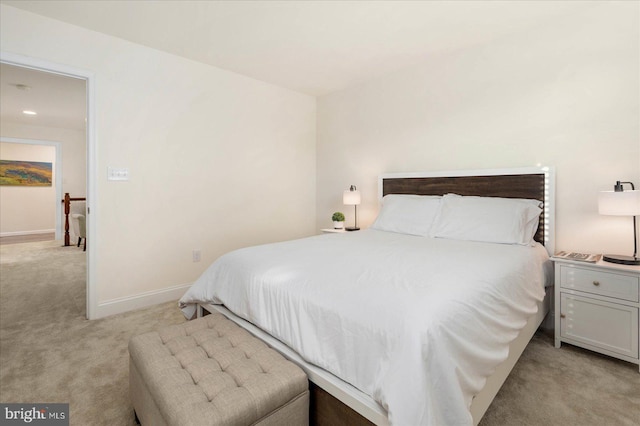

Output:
xmin=560 ymin=293 xmax=639 ymax=358
xmin=559 ymin=265 xmax=639 ymax=302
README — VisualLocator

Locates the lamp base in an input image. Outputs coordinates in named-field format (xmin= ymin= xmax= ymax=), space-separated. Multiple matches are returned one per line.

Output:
xmin=603 ymin=254 xmax=640 ymax=266
xmin=345 ymin=227 xmax=360 ymax=232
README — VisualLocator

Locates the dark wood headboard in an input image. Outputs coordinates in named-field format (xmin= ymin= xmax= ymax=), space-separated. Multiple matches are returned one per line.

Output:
xmin=380 ymin=168 xmax=554 ymax=252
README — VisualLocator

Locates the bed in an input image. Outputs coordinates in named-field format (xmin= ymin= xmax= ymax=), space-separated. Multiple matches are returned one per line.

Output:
xmin=179 ymin=166 xmax=555 ymax=425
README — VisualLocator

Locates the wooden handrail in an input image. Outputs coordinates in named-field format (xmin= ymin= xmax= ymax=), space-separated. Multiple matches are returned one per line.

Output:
xmin=61 ymin=193 xmax=87 ymax=246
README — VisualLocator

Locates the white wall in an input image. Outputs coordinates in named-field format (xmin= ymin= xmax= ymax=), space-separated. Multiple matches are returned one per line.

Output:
xmin=0 ymin=141 xmax=56 ymax=234
xmin=317 ymin=2 xmax=639 ymax=256
xmin=0 ymin=123 xmax=88 ymax=198
xmin=1 ymin=122 xmax=87 ymax=239
xmin=1 ymin=5 xmax=316 ymax=316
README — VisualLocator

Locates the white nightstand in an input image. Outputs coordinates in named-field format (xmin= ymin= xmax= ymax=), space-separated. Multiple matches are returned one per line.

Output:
xmin=553 ymin=257 xmax=640 ymax=372
xmin=320 ymin=228 xmax=346 ymax=233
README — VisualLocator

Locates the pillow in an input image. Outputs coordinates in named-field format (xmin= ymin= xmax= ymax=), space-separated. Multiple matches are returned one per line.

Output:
xmin=429 ymin=194 xmax=543 ymax=245
xmin=371 ymin=194 xmax=441 ymax=237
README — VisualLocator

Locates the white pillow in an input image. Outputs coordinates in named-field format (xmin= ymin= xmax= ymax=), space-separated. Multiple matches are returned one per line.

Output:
xmin=429 ymin=194 xmax=543 ymax=245
xmin=371 ymin=194 xmax=441 ymax=237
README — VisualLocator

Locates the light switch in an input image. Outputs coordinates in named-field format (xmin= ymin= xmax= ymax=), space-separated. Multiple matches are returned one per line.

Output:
xmin=108 ymin=167 xmax=130 ymax=181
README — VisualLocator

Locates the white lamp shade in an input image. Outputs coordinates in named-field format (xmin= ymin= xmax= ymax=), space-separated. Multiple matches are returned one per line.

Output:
xmin=598 ymin=190 xmax=640 ymax=216
xmin=343 ymin=189 xmax=361 ymax=205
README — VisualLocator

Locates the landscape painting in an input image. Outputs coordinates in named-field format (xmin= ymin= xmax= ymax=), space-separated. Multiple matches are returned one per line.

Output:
xmin=0 ymin=160 xmax=53 ymax=186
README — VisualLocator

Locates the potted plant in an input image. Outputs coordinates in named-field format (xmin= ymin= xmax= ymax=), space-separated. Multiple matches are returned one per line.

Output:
xmin=332 ymin=212 xmax=345 ymax=229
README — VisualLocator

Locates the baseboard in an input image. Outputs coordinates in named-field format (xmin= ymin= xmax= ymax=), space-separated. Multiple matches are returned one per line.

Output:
xmin=93 ymin=282 xmax=192 ymax=319
xmin=0 ymin=229 xmax=55 ymax=237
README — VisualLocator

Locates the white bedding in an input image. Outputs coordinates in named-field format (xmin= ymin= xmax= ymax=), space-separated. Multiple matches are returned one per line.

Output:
xmin=179 ymin=229 xmax=550 ymax=425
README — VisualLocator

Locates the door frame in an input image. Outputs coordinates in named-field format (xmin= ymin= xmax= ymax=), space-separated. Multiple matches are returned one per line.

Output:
xmin=1 ymin=51 xmax=97 ymax=319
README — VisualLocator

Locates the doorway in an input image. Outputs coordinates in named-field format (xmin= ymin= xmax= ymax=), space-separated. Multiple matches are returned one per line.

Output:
xmin=0 ymin=52 xmax=96 ymax=319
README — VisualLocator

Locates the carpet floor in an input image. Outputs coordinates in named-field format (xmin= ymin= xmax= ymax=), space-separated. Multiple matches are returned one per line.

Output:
xmin=0 ymin=241 xmax=638 ymax=425
xmin=0 ymin=241 xmax=185 ymax=425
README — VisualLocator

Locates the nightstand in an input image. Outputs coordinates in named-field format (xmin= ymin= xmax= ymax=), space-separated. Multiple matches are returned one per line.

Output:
xmin=320 ymin=228 xmax=346 ymax=234
xmin=553 ymin=258 xmax=640 ymax=372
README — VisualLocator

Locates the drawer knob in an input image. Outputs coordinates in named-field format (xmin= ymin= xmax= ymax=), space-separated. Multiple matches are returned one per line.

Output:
xmin=560 ymin=314 xmax=566 ymax=319
xmin=593 ymin=281 xmax=600 ymax=286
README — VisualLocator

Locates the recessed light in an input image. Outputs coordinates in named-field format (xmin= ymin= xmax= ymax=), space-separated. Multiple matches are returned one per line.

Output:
xmin=23 ymin=110 xmax=37 ymax=115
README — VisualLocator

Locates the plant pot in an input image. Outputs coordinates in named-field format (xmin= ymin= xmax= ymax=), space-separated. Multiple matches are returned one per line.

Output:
xmin=333 ymin=221 xmax=344 ymax=229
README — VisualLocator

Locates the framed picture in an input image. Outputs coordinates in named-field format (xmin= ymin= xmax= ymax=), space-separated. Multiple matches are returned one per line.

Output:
xmin=0 ymin=160 xmax=53 ymax=186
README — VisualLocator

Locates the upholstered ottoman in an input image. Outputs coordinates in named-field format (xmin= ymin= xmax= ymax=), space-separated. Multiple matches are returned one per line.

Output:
xmin=128 ymin=314 xmax=309 ymax=426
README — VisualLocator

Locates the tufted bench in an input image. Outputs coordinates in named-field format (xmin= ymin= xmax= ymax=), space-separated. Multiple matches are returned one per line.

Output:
xmin=128 ymin=314 xmax=309 ymax=426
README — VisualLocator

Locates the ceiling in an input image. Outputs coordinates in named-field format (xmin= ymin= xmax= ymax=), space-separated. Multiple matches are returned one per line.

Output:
xmin=2 ymin=0 xmax=594 ymax=96
xmin=0 ymin=63 xmax=86 ymax=131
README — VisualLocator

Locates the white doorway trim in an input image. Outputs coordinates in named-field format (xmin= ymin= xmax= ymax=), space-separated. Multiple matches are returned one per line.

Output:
xmin=0 ymin=137 xmax=63 ymax=239
xmin=1 ymin=51 xmax=97 ymax=320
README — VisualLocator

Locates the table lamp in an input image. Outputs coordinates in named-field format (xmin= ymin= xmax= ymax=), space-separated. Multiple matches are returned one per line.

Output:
xmin=343 ymin=185 xmax=361 ymax=231
xmin=598 ymin=180 xmax=640 ymax=265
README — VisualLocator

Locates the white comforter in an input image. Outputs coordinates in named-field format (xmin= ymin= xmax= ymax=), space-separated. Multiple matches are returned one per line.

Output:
xmin=179 ymin=230 xmax=549 ymax=425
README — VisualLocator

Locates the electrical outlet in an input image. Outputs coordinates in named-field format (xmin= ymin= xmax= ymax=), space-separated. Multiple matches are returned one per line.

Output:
xmin=192 ymin=250 xmax=201 ymax=262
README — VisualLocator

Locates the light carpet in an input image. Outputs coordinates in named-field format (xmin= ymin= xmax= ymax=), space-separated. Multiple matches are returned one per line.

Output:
xmin=0 ymin=241 xmax=638 ymax=425
xmin=0 ymin=241 xmax=185 ymax=425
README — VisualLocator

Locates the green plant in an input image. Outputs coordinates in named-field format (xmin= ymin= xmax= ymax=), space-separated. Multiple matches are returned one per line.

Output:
xmin=332 ymin=212 xmax=345 ymax=222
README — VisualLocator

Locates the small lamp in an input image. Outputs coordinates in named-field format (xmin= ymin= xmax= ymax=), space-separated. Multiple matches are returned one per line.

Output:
xmin=598 ymin=180 xmax=640 ymax=265
xmin=343 ymin=185 xmax=361 ymax=231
